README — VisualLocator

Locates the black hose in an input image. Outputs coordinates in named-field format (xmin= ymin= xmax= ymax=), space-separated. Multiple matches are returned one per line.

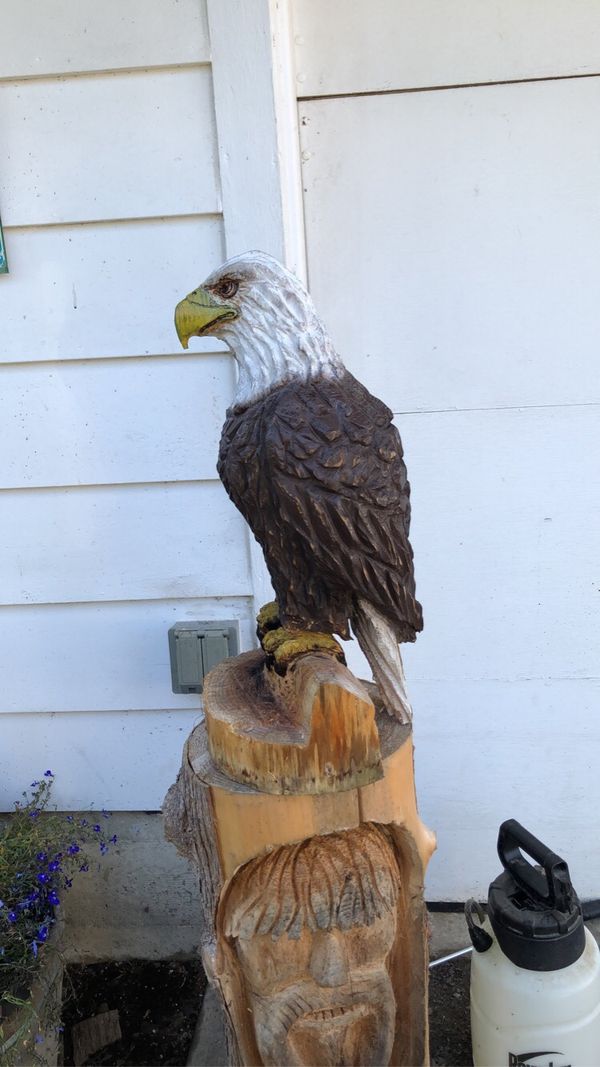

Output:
xmin=582 ymin=899 xmax=600 ymax=921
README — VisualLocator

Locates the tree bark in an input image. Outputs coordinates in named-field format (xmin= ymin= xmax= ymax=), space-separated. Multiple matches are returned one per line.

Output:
xmin=164 ymin=650 xmax=435 ymax=1067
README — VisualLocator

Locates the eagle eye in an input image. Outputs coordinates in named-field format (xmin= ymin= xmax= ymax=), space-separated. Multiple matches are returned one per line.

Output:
xmin=215 ymin=278 xmax=239 ymax=300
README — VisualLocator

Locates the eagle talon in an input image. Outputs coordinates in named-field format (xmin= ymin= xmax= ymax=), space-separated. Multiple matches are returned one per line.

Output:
xmin=262 ymin=626 xmax=345 ymax=672
xmin=256 ymin=601 xmax=281 ymax=642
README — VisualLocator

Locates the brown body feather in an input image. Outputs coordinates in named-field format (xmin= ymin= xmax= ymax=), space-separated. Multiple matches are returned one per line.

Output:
xmin=218 ymin=369 xmax=423 ymax=642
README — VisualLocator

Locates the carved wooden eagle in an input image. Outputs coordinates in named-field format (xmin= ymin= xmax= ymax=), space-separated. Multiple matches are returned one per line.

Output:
xmin=175 ymin=252 xmax=422 ymax=721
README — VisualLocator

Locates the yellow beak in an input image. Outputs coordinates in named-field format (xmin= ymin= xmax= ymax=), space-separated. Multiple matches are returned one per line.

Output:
xmin=174 ymin=287 xmax=237 ymax=349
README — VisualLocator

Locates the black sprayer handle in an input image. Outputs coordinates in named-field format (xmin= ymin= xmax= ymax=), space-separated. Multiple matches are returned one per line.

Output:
xmin=497 ymin=819 xmax=573 ymax=911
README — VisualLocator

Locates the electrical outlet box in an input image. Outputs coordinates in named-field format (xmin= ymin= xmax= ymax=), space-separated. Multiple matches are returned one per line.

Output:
xmin=168 ymin=621 xmax=239 ymax=694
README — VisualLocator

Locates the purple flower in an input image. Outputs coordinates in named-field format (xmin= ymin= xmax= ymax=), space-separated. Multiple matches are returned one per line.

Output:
xmin=7 ymin=911 xmax=18 ymax=923
xmin=93 ymin=824 xmax=101 ymax=833
xmin=37 ymin=872 xmax=50 ymax=885
xmin=31 ymin=942 xmax=39 ymax=958
xmin=66 ymin=815 xmax=74 ymax=823
xmin=34 ymin=1032 xmax=44 ymax=1043
xmin=36 ymin=851 xmax=47 ymax=863
xmin=100 ymin=841 xmax=108 ymax=855
xmin=68 ymin=843 xmax=80 ymax=855
xmin=37 ymin=925 xmax=49 ymax=942
xmin=47 ymin=890 xmax=60 ymax=907
xmin=80 ymin=819 xmax=88 ymax=828
xmin=44 ymin=770 xmax=54 ymax=778
xmin=101 ymin=809 xmax=111 ymax=818
xmin=29 ymin=809 xmax=40 ymax=819
xmin=64 ymin=878 xmax=73 ymax=889
xmin=31 ymin=780 xmax=40 ymax=787
xmin=26 ymin=890 xmax=40 ymax=904
xmin=79 ymin=863 xmax=89 ymax=873
xmin=109 ymin=835 xmax=118 ymax=845
xmin=47 ymin=860 xmax=60 ymax=873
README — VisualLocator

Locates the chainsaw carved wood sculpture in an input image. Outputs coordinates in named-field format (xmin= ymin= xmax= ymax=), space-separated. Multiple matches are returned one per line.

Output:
xmin=174 ymin=251 xmax=422 ymax=724
xmin=164 ymin=253 xmax=435 ymax=1066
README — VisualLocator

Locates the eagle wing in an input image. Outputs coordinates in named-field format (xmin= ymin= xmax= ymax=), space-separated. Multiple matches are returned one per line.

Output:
xmin=262 ymin=371 xmax=423 ymax=640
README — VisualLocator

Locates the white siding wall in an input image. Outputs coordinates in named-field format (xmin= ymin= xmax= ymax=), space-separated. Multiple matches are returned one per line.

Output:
xmin=4 ymin=0 xmax=598 ymax=904
xmin=0 ymin=1 xmax=256 ymax=810
xmin=293 ymin=1 xmax=600 ymax=899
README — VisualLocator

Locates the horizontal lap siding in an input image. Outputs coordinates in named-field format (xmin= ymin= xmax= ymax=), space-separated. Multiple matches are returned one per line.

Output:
xmin=293 ymin=0 xmax=600 ymax=96
xmin=2 ymin=709 xmax=205 ymax=811
xmin=0 ymin=0 xmax=210 ymax=79
xmin=409 ymin=678 xmax=600 ymax=899
xmin=294 ymin=0 xmax=600 ymax=898
xmin=344 ymin=405 xmax=599 ymax=691
xmin=299 ymin=79 xmax=600 ymax=412
xmin=0 ymin=354 xmax=233 ymax=488
xmin=0 ymin=482 xmax=251 ymax=605
xmin=0 ymin=2 xmax=253 ymax=810
xmin=0 ymin=599 xmax=255 ymax=715
xmin=0 ymin=217 xmax=225 ymax=363
xmin=400 ymin=407 xmax=598 ymax=686
xmin=0 ymin=67 xmax=219 ymax=227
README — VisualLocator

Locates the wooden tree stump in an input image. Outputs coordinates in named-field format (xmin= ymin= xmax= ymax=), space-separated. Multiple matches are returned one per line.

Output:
xmin=204 ymin=650 xmax=383 ymax=794
xmin=164 ymin=646 xmax=435 ymax=1067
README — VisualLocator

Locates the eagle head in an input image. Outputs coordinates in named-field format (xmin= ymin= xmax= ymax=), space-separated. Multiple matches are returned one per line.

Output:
xmin=174 ymin=250 xmax=342 ymax=409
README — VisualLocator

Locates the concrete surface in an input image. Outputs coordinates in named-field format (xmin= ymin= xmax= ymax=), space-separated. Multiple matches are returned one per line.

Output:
xmin=188 ymin=985 xmax=229 ymax=1067
xmin=61 ymin=812 xmax=201 ymax=962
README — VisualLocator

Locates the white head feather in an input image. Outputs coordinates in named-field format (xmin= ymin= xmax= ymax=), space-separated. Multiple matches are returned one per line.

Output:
xmin=201 ymin=251 xmax=344 ymax=410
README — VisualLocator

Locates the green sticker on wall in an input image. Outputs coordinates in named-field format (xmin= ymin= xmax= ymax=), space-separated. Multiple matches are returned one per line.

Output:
xmin=0 ymin=217 xmax=8 ymax=274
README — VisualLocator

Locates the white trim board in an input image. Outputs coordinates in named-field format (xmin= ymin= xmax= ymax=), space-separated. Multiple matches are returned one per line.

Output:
xmin=206 ymin=0 xmax=306 ymax=617
xmin=206 ymin=0 xmax=306 ymax=279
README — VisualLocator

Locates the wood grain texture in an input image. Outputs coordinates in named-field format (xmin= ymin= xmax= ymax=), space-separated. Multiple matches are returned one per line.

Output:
xmin=293 ymin=0 xmax=600 ymax=97
xmin=166 ymin=683 xmax=435 ymax=1065
xmin=164 ymin=749 xmax=222 ymax=955
xmin=204 ymin=650 xmax=382 ymax=794
xmin=164 ymin=758 xmax=240 ymax=1067
xmin=72 ymin=1010 xmax=122 ymax=1067
xmin=218 ymin=825 xmax=407 ymax=1066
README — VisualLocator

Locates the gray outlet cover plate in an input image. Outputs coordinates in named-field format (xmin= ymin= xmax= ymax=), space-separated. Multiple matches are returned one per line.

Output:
xmin=168 ymin=621 xmax=239 ymax=694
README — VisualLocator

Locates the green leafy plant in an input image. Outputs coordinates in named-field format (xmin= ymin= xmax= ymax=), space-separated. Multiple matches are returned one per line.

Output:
xmin=0 ymin=772 xmax=116 ymax=1063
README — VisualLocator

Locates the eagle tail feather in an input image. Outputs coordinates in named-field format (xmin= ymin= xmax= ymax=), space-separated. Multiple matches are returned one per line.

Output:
xmin=352 ymin=598 xmax=413 ymax=723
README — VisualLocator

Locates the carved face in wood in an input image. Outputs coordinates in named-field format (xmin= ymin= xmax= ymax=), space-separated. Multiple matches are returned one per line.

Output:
xmin=234 ymin=914 xmax=396 ymax=1065
xmin=218 ymin=824 xmax=401 ymax=1066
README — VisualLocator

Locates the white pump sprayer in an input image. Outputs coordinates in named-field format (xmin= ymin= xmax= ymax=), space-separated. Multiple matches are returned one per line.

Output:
xmin=468 ymin=820 xmax=600 ymax=1067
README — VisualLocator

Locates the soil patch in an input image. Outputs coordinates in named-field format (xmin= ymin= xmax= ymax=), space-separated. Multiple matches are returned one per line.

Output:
xmin=63 ymin=954 xmax=471 ymax=1066
xmin=62 ymin=959 xmax=205 ymax=1066
xmin=429 ymin=956 xmax=473 ymax=1066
